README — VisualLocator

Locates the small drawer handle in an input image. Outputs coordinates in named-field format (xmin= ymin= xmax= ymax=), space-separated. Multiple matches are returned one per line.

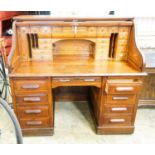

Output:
xmin=111 ymin=107 xmax=127 ymax=111
xmin=25 ymin=109 xmax=41 ymax=114
xmin=22 ymin=84 xmax=40 ymax=89
xmin=26 ymin=121 xmax=42 ymax=125
xmin=23 ymin=97 xmax=41 ymax=102
xmin=84 ymin=79 xmax=95 ymax=82
xmin=112 ymin=96 xmax=129 ymax=100
xmin=110 ymin=119 xmax=125 ymax=123
xmin=116 ymin=87 xmax=134 ymax=91
xmin=59 ymin=79 xmax=71 ymax=82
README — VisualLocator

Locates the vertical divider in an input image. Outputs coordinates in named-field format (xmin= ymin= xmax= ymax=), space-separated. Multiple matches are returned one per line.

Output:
xmin=27 ymin=33 xmax=32 ymax=58
xmin=109 ymin=33 xmax=118 ymax=59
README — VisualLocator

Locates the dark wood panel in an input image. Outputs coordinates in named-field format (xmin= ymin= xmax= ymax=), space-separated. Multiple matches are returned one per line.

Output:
xmin=53 ymin=86 xmax=89 ymax=101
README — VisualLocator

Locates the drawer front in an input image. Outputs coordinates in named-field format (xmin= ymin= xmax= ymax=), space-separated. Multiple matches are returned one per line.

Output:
xmin=103 ymin=104 xmax=134 ymax=114
xmin=102 ymin=115 xmax=132 ymax=126
xmin=87 ymin=27 xmax=96 ymax=37
xmin=105 ymin=81 xmax=142 ymax=94
xmin=15 ymin=93 xmax=48 ymax=105
xmin=19 ymin=118 xmax=50 ymax=128
xmin=52 ymin=77 xmax=101 ymax=88
xmin=76 ymin=27 xmax=88 ymax=38
xmin=52 ymin=27 xmax=74 ymax=38
xmin=62 ymin=27 xmax=74 ymax=37
xmin=17 ymin=106 xmax=49 ymax=118
xmin=106 ymin=94 xmax=136 ymax=104
xmin=13 ymin=79 xmax=48 ymax=92
xmin=97 ymin=27 xmax=111 ymax=37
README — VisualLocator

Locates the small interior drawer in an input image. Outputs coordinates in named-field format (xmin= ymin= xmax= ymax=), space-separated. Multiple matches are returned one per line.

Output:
xmin=17 ymin=106 xmax=49 ymax=118
xmin=15 ymin=93 xmax=48 ymax=105
xmin=105 ymin=79 xmax=143 ymax=94
xmin=103 ymin=104 xmax=134 ymax=114
xmin=13 ymin=79 xmax=48 ymax=92
xmin=19 ymin=117 xmax=50 ymax=129
xmin=52 ymin=77 xmax=101 ymax=88
xmin=106 ymin=94 xmax=136 ymax=104
xmin=102 ymin=115 xmax=132 ymax=126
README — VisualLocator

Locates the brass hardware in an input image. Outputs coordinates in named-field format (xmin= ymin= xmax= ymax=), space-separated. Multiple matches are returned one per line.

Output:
xmin=25 ymin=109 xmax=41 ymax=114
xmin=116 ymin=87 xmax=134 ymax=91
xmin=22 ymin=84 xmax=40 ymax=89
xmin=111 ymin=107 xmax=127 ymax=111
xmin=112 ymin=96 xmax=129 ymax=100
xmin=23 ymin=97 xmax=41 ymax=102
xmin=26 ymin=121 xmax=42 ymax=125
xmin=59 ymin=79 xmax=71 ymax=82
xmin=110 ymin=119 xmax=125 ymax=123
xmin=84 ymin=79 xmax=95 ymax=82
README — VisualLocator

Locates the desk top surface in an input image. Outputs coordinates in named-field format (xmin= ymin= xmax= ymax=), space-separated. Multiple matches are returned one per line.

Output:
xmin=13 ymin=15 xmax=133 ymax=21
xmin=10 ymin=55 xmax=146 ymax=77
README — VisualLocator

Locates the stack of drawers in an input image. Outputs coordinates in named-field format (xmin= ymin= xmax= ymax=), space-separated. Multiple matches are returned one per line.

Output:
xmin=100 ymin=78 xmax=143 ymax=134
xmin=10 ymin=78 xmax=53 ymax=135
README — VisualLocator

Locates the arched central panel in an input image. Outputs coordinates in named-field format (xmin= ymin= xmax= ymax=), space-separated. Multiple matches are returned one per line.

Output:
xmin=52 ymin=39 xmax=95 ymax=56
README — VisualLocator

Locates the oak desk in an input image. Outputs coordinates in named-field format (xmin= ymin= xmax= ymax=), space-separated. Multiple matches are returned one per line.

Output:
xmin=8 ymin=16 xmax=146 ymax=135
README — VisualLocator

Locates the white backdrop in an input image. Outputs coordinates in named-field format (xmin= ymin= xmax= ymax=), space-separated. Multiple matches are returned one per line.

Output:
xmin=0 ymin=0 xmax=155 ymax=17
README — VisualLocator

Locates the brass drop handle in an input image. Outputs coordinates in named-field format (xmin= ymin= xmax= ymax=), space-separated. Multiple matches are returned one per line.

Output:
xmin=59 ymin=79 xmax=71 ymax=82
xmin=112 ymin=96 xmax=129 ymax=100
xmin=111 ymin=107 xmax=127 ymax=111
xmin=25 ymin=109 xmax=41 ymax=114
xmin=26 ymin=121 xmax=42 ymax=125
xmin=22 ymin=84 xmax=40 ymax=89
xmin=84 ymin=79 xmax=95 ymax=82
xmin=116 ymin=87 xmax=134 ymax=91
xmin=110 ymin=119 xmax=125 ymax=123
xmin=23 ymin=97 xmax=41 ymax=102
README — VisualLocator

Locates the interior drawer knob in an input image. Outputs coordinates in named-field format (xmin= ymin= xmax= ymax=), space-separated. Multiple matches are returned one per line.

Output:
xmin=22 ymin=84 xmax=40 ymax=89
xmin=110 ymin=119 xmax=125 ymax=123
xmin=111 ymin=107 xmax=127 ymax=111
xmin=23 ymin=97 xmax=41 ymax=102
xmin=25 ymin=109 xmax=41 ymax=114
xmin=116 ymin=87 xmax=134 ymax=91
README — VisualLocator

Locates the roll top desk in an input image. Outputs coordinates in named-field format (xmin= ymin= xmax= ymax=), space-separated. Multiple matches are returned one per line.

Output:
xmin=8 ymin=16 xmax=146 ymax=135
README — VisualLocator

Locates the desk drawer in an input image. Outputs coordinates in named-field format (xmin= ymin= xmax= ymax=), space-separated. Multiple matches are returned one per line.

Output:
xmin=13 ymin=79 xmax=48 ymax=92
xmin=103 ymin=104 xmax=134 ymax=114
xmin=106 ymin=94 xmax=136 ymax=104
xmin=17 ymin=106 xmax=49 ymax=118
xmin=52 ymin=77 xmax=101 ymax=88
xmin=105 ymin=80 xmax=142 ymax=94
xmin=19 ymin=118 xmax=50 ymax=128
xmin=102 ymin=115 xmax=132 ymax=126
xmin=15 ymin=93 xmax=48 ymax=105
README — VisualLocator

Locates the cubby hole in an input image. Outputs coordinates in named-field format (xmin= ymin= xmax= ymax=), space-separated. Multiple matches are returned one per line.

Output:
xmin=108 ymin=33 xmax=118 ymax=59
xmin=52 ymin=39 xmax=95 ymax=58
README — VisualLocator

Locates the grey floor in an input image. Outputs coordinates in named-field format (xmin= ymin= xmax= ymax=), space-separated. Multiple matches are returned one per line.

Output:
xmin=20 ymin=101 xmax=155 ymax=144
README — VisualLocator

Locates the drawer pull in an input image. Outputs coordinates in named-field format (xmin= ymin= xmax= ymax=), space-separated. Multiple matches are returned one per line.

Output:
xmin=111 ymin=107 xmax=127 ymax=111
xmin=23 ymin=97 xmax=41 ymax=102
xmin=112 ymin=96 xmax=129 ymax=100
xmin=22 ymin=84 xmax=40 ymax=89
xmin=116 ymin=87 xmax=134 ymax=91
xmin=26 ymin=121 xmax=42 ymax=125
xmin=59 ymin=79 xmax=71 ymax=82
xmin=25 ymin=109 xmax=41 ymax=114
xmin=84 ymin=79 xmax=95 ymax=82
xmin=110 ymin=119 xmax=125 ymax=123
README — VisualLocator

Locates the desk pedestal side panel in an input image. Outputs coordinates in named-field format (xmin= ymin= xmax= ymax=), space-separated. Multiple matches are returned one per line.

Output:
xmin=91 ymin=76 xmax=143 ymax=134
xmin=10 ymin=77 xmax=54 ymax=136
